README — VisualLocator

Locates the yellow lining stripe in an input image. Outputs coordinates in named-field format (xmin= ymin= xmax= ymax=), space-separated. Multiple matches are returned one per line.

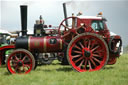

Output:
xmin=44 ymin=37 xmax=47 ymax=52
xmin=28 ymin=36 xmax=31 ymax=51
xmin=60 ymin=39 xmax=62 ymax=49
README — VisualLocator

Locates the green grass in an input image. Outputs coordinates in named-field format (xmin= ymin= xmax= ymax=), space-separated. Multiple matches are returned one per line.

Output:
xmin=0 ymin=54 xmax=128 ymax=85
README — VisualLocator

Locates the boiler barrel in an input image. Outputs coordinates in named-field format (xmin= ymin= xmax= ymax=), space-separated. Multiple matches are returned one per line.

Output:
xmin=15 ymin=37 xmax=28 ymax=49
xmin=15 ymin=36 xmax=63 ymax=53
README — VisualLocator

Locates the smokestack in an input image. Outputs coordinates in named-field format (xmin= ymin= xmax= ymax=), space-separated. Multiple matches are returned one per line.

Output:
xmin=63 ymin=3 xmax=68 ymax=26
xmin=20 ymin=5 xmax=27 ymax=36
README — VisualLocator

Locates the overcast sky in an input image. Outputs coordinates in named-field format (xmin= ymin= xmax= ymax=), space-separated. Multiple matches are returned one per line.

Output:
xmin=0 ymin=0 xmax=128 ymax=46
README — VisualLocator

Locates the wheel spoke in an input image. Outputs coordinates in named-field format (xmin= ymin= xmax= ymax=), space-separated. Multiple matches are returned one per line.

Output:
xmin=24 ymin=60 xmax=30 ymax=64
xmin=88 ymin=60 xmax=92 ymax=70
xmin=74 ymin=57 xmax=83 ymax=63
xmin=78 ymin=60 xmax=84 ymax=68
xmin=92 ymin=54 xmax=100 ymax=57
xmin=79 ymin=42 xmax=84 ymax=48
xmin=90 ymin=58 xmax=96 ymax=66
xmin=12 ymin=59 xmax=18 ymax=63
xmin=73 ymin=50 xmax=82 ymax=54
xmin=72 ymin=54 xmax=81 ymax=58
xmin=24 ymin=64 xmax=31 ymax=69
xmin=62 ymin=24 xmax=70 ymax=30
xmin=62 ymin=31 xmax=70 ymax=38
xmin=75 ymin=31 xmax=79 ymax=35
xmin=90 ymin=40 xmax=97 ymax=49
xmin=93 ymin=50 xmax=104 ymax=57
xmin=91 ymin=45 xmax=99 ymax=52
xmin=74 ymin=44 xmax=82 ymax=50
xmin=19 ymin=53 xmax=22 ymax=60
xmin=77 ymin=25 xmax=84 ymax=30
xmin=93 ymin=49 xmax=105 ymax=54
xmin=15 ymin=55 xmax=19 ymax=61
xmin=11 ymin=63 xmax=17 ymax=67
xmin=88 ymin=40 xmax=91 ymax=49
xmin=63 ymin=39 xmax=69 ymax=45
xmin=92 ymin=57 xmax=101 ymax=64
xmin=84 ymin=39 xmax=88 ymax=48
xmin=14 ymin=65 xmax=19 ymax=71
xmin=84 ymin=59 xmax=87 ymax=70
xmin=22 ymin=56 xmax=27 ymax=61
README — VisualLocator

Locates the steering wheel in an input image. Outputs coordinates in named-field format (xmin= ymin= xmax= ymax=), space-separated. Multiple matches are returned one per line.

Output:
xmin=58 ymin=16 xmax=93 ymax=45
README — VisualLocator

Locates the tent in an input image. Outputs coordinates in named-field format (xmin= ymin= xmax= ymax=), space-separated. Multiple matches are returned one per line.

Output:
xmin=0 ymin=29 xmax=11 ymax=35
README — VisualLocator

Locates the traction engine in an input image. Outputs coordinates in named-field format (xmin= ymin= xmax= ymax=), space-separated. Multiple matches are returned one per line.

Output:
xmin=0 ymin=4 xmax=122 ymax=74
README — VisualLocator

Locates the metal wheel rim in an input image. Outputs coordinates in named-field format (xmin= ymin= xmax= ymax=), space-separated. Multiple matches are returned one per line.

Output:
xmin=67 ymin=33 xmax=109 ymax=72
xmin=7 ymin=50 xmax=33 ymax=74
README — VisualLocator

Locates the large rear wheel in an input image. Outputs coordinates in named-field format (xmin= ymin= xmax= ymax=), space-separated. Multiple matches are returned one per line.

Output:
xmin=67 ymin=33 xmax=109 ymax=72
xmin=6 ymin=49 xmax=35 ymax=74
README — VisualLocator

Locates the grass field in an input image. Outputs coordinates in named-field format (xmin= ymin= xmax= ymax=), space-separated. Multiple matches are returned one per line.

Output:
xmin=0 ymin=54 xmax=128 ymax=85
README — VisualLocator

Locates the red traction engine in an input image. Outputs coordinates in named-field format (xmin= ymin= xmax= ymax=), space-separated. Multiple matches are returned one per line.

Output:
xmin=0 ymin=5 xmax=122 ymax=74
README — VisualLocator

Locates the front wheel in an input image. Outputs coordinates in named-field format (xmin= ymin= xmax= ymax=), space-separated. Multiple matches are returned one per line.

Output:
xmin=6 ymin=49 xmax=35 ymax=74
xmin=67 ymin=33 xmax=109 ymax=72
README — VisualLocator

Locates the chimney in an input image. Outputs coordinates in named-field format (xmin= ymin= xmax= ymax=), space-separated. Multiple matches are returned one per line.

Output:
xmin=63 ymin=3 xmax=68 ymax=26
xmin=20 ymin=5 xmax=27 ymax=36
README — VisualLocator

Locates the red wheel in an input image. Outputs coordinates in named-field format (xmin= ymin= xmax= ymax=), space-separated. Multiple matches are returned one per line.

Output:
xmin=6 ymin=49 xmax=35 ymax=74
xmin=67 ymin=33 xmax=109 ymax=72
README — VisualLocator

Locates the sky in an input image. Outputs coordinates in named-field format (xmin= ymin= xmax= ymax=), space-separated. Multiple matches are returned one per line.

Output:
xmin=0 ymin=0 xmax=128 ymax=46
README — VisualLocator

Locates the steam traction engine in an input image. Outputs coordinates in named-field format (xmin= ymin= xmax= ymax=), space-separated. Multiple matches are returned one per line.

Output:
xmin=0 ymin=5 xmax=122 ymax=74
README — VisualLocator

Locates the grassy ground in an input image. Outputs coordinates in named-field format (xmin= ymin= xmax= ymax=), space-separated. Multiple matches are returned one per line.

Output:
xmin=0 ymin=54 xmax=128 ymax=85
